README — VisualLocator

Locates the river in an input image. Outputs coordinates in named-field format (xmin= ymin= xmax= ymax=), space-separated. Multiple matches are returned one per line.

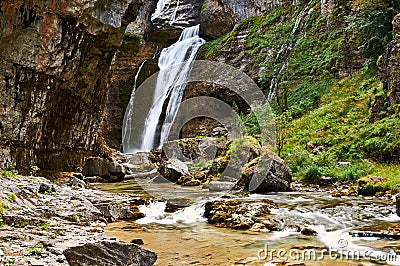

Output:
xmin=99 ymin=180 xmax=400 ymax=265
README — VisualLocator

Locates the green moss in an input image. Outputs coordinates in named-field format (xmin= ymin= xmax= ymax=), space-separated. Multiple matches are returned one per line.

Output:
xmin=7 ymin=193 xmax=16 ymax=202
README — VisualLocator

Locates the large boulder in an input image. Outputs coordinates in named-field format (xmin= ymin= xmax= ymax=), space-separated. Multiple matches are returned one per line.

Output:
xmin=63 ymin=240 xmax=157 ymax=266
xmin=204 ymin=199 xmax=276 ymax=230
xmin=240 ymin=149 xmax=292 ymax=193
xmin=157 ymin=158 xmax=190 ymax=183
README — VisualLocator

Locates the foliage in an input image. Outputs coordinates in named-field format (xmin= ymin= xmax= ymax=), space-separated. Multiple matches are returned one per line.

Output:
xmin=1 ymin=162 xmax=17 ymax=178
xmin=7 ymin=193 xmax=17 ymax=202
xmin=0 ymin=200 xmax=7 ymax=215
xmin=200 ymin=1 xmax=400 ymax=190
xmin=347 ymin=0 xmax=400 ymax=68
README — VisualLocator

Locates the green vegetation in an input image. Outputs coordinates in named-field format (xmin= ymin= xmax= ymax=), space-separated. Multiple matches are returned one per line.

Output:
xmin=0 ymin=200 xmax=7 ymax=215
xmin=1 ymin=163 xmax=17 ymax=178
xmin=202 ymin=0 xmax=400 ymax=192
xmin=7 ymin=193 xmax=17 ymax=202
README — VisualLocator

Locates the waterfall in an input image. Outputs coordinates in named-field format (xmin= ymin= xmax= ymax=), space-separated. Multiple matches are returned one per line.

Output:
xmin=152 ymin=0 xmax=169 ymax=20
xmin=122 ymin=60 xmax=147 ymax=151
xmin=141 ymin=25 xmax=205 ymax=151
xmin=267 ymin=0 xmax=313 ymax=102
xmin=122 ymin=25 xmax=205 ymax=153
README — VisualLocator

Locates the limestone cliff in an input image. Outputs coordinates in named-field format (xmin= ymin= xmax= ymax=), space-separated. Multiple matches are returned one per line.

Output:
xmin=0 ymin=0 xmax=142 ymax=174
xmin=372 ymin=12 xmax=400 ymax=122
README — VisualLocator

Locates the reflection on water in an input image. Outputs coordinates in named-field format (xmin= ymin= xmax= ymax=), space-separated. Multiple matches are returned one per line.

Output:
xmin=101 ymin=182 xmax=400 ymax=265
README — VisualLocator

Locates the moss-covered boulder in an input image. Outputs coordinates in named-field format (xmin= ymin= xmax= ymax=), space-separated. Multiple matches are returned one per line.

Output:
xmin=204 ymin=199 xmax=276 ymax=230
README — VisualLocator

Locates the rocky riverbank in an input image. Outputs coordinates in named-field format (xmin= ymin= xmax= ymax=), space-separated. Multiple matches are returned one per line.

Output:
xmin=0 ymin=175 xmax=156 ymax=266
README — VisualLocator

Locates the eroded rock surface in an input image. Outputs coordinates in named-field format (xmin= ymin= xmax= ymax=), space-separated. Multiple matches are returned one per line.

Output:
xmin=64 ymin=240 xmax=157 ymax=266
xmin=0 ymin=175 xmax=151 ymax=265
xmin=372 ymin=12 xmax=400 ymax=122
xmin=0 ymin=0 xmax=142 ymax=173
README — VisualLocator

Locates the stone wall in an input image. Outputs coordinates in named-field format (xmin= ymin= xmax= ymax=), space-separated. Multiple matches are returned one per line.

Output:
xmin=0 ymin=0 xmax=141 ymax=174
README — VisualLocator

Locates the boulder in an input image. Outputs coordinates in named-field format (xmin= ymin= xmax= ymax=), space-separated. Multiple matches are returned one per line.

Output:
xmin=157 ymin=159 xmax=189 ymax=182
xmin=208 ymin=181 xmax=235 ymax=192
xmin=204 ymin=199 xmax=275 ymax=230
xmin=396 ymin=194 xmax=400 ymax=217
xmin=83 ymin=157 xmax=110 ymax=177
xmin=200 ymin=0 xmax=238 ymax=39
xmin=241 ymin=150 xmax=292 ymax=193
xmin=63 ymin=240 xmax=157 ymax=266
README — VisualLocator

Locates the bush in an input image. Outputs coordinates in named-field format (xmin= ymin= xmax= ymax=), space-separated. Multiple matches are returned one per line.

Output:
xmin=303 ymin=165 xmax=322 ymax=183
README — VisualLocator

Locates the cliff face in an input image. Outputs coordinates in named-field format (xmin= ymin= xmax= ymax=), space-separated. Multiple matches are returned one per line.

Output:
xmin=0 ymin=0 xmax=141 ymax=173
xmin=372 ymin=13 xmax=400 ymax=121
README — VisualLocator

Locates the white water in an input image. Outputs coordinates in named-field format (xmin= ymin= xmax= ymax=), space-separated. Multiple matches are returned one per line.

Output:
xmin=137 ymin=200 xmax=206 ymax=225
xmin=122 ymin=60 xmax=147 ymax=151
xmin=152 ymin=0 xmax=169 ymax=20
xmin=137 ymin=25 xmax=205 ymax=151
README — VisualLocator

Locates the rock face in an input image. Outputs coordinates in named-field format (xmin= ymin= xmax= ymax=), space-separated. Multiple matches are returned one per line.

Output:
xmin=200 ymin=0 xmax=287 ymax=39
xmin=64 ymin=241 xmax=157 ymax=266
xmin=0 ymin=175 xmax=149 ymax=265
xmin=0 ymin=0 xmax=141 ymax=174
xmin=372 ymin=12 xmax=400 ymax=122
xmin=151 ymin=0 xmax=204 ymax=28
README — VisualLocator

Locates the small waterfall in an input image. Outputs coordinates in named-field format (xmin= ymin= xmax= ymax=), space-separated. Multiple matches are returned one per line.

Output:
xmin=123 ymin=25 xmax=205 ymax=153
xmin=267 ymin=0 xmax=313 ymax=102
xmin=169 ymin=0 xmax=180 ymax=26
xmin=152 ymin=0 xmax=169 ymax=20
xmin=122 ymin=60 xmax=147 ymax=151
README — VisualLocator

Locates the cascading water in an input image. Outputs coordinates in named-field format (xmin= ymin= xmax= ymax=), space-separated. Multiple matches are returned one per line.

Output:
xmin=152 ymin=0 xmax=169 ymax=20
xmin=267 ymin=0 xmax=313 ymax=102
xmin=122 ymin=25 xmax=205 ymax=153
xmin=122 ymin=60 xmax=147 ymax=149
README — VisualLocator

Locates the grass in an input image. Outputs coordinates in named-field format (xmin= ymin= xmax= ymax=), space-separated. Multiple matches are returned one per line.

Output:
xmin=7 ymin=193 xmax=17 ymax=202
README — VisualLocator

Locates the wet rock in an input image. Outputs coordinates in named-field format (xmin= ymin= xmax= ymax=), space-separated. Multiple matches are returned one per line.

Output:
xmin=357 ymin=176 xmax=387 ymax=196
xmin=158 ymin=159 xmax=189 ymax=183
xmin=301 ymin=227 xmax=318 ymax=236
xmin=151 ymin=0 xmax=204 ymax=29
xmin=241 ymin=150 xmax=292 ymax=193
xmin=131 ymin=238 xmax=145 ymax=245
xmin=204 ymin=199 xmax=275 ymax=230
xmin=316 ymin=176 xmax=334 ymax=186
xmin=182 ymin=179 xmax=202 ymax=186
xmin=208 ymin=181 xmax=235 ymax=192
xmin=63 ymin=240 xmax=157 ymax=266
xmin=249 ymin=223 xmax=266 ymax=232
xmin=396 ymin=194 xmax=400 ymax=217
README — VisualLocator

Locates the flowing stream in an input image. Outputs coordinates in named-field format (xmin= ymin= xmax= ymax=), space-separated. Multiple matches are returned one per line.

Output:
xmin=102 ymin=180 xmax=400 ymax=265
